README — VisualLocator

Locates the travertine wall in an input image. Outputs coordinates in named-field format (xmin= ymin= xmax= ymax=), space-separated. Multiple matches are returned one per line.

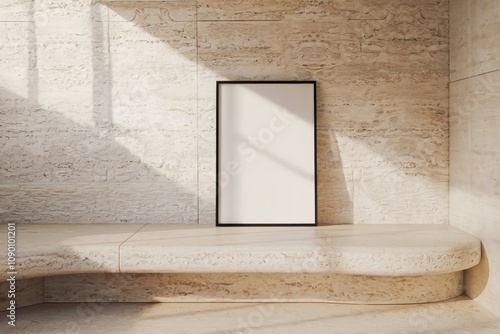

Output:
xmin=450 ymin=0 xmax=500 ymax=318
xmin=0 ymin=0 xmax=449 ymax=224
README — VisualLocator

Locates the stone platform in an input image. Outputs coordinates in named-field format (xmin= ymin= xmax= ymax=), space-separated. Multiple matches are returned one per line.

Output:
xmin=0 ymin=224 xmax=481 ymax=306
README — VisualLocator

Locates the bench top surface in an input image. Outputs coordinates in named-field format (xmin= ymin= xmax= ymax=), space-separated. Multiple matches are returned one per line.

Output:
xmin=0 ymin=224 xmax=481 ymax=278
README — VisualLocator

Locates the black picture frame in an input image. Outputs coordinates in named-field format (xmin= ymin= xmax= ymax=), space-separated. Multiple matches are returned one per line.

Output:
xmin=216 ymin=81 xmax=317 ymax=226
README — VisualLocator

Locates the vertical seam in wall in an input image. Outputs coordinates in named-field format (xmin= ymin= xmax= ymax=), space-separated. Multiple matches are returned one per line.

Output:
xmin=448 ymin=0 xmax=451 ymax=226
xmin=118 ymin=224 xmax=147 ymax=273
xmin=196 ymin=1 xmax=200 ymax=224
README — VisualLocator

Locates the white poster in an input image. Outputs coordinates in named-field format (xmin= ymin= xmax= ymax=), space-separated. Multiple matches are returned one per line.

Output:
xmin=216 ymin=81 xmax=317 ymax=226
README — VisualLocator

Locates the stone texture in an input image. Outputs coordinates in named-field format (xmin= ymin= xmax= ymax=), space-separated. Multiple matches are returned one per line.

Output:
xmin=1 ymin=0 xmax=448 ymax=224
xmin=107 ymin=3 xmax=198 ymax=132
xmin=0 ymin=278 xmax=44 ymax=309
xmin=0 ymin=223 xmax=480 ymax=282
xmin=0 ymin=0 xmax=199 ymax=224
xmin=0 ymin=0 xmax=32 ymax=22
xmin=0 ymin=181 xmax=198 ymax=224
xmin=106 ymin=1 xmax=196 ymax=23
xmin=44 ymin=271 xmax=463 ymax=305
xmin=450 ymin=0 xmax=500 ymax=81
xmin=198 ymin=0 xmax=447 ymax=22
xmin=450 ymin=70 xmax=500 ymax=318
xmin=197 ymin=1 xmax=449 ymax=224
xmin=0 ymin=223 xmax=479 ymax=310
xmin=0 ymin=22 xmax=34 ymax=99
xmin=1 ymin=297 xmax=500 ymax=334
xmin=0 ymin=223 xmax=144 ymax=280
xmin=323 ymin=127 xmax=448 ymax=224
xmin=449 ymin=0 xmax=500 ymax=319
xmin=120 ymin=224 xmax=479 ymax=276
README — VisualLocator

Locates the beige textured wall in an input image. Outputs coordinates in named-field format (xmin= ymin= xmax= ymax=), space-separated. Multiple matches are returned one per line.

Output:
xmin=0 ymin=0 xmax=449 ymax=224
xmin=450 ymin=0 xmax=500 ymax=318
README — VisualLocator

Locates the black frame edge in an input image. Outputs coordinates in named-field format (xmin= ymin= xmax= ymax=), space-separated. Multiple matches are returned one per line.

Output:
xmin=215 ymin=80 xmax=318 ymax=227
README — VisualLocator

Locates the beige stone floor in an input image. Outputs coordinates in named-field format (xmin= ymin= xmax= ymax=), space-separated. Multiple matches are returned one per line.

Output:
xmin=1 ymin=296 xmax=500 ymax=333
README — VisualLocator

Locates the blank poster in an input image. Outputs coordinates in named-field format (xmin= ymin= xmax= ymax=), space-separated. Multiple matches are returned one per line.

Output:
xmin=216 ymin=81 xmax=317 ymax=226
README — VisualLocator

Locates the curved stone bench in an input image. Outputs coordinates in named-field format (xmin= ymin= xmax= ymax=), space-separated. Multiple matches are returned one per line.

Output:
xmin=0 ymin=224 xmax=481 ymax=307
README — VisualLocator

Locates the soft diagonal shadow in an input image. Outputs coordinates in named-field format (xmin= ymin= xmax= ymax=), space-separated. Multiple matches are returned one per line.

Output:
xmin=100 ymin=1 xmax=353 ymax=225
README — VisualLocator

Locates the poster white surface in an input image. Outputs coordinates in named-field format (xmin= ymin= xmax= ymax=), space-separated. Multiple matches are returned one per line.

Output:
xmin=217 ymin=81 xmax=317 ymax=226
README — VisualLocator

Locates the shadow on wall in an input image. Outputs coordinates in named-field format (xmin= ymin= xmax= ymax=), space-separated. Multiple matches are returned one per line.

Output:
xmin=102 ymin=1 xmax=449 ymax=225
xmin=2 ymin=0 xmax=450 ymax=225
xmin=102 ymin=1 xmax=354 ymax=224
xmin=0 ymin=1 xmax=202 ymax=224
xmin=0 ymin=85 xmax=200 ymax=223
xmin=1 ymin=0 xmax=352 ymax=225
